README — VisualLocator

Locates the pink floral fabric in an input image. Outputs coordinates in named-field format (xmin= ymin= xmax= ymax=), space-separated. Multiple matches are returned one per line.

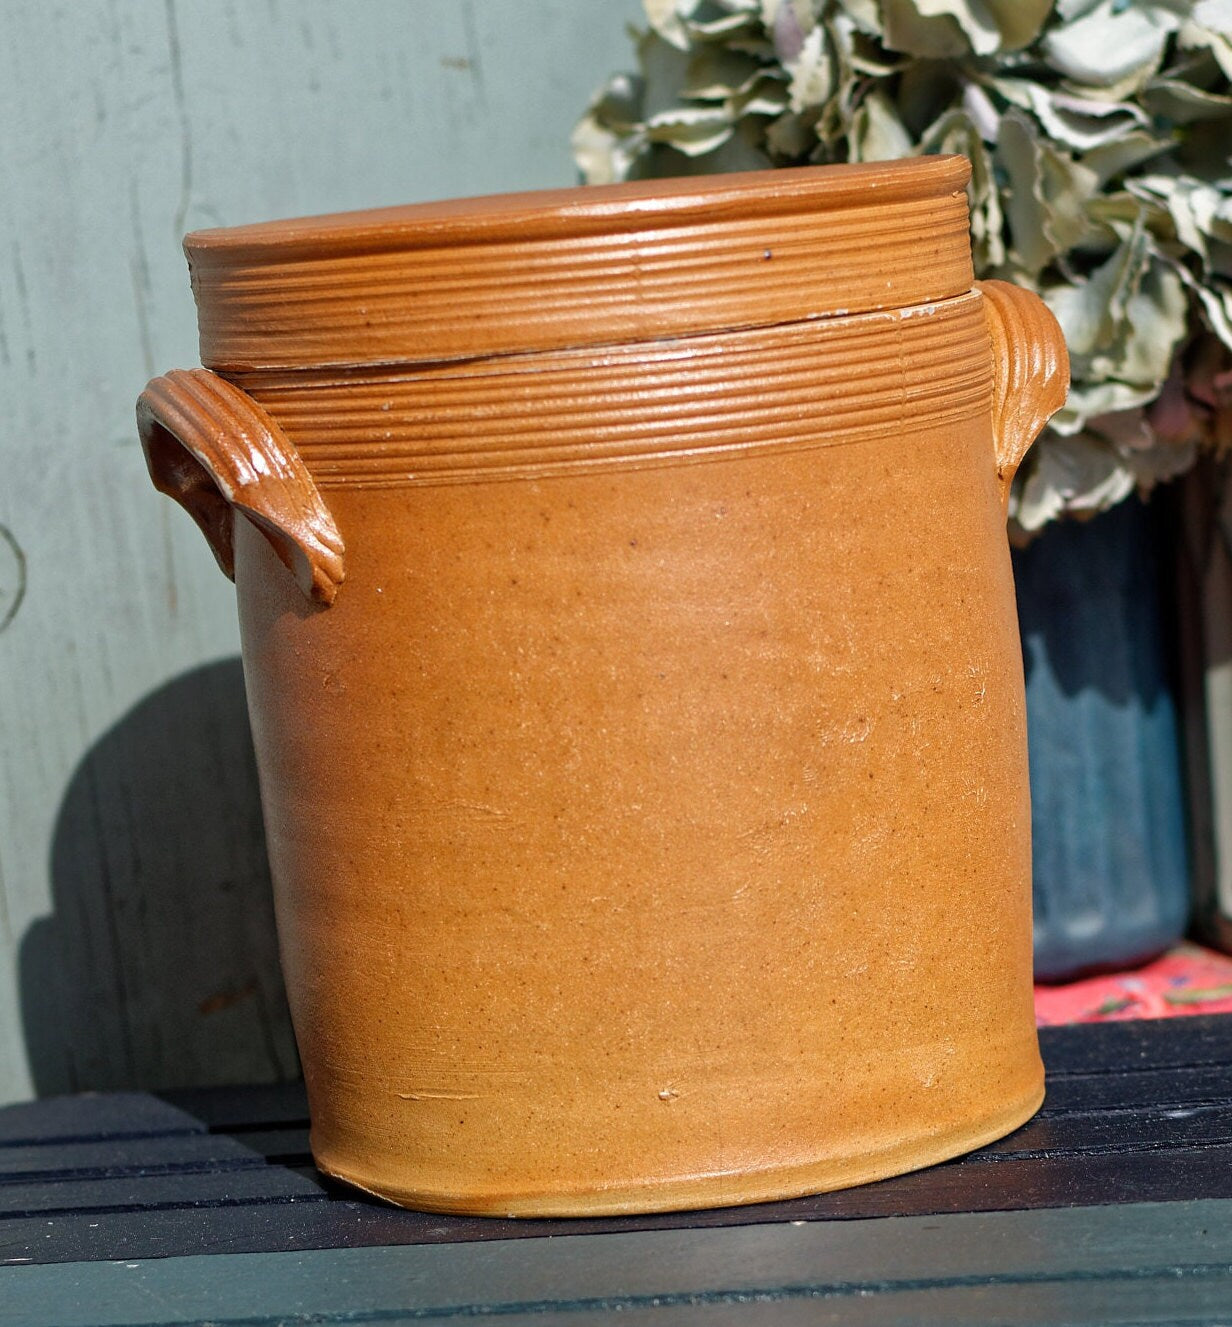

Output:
xmin=1035 ymin=943 xmax=1232 ymax=1025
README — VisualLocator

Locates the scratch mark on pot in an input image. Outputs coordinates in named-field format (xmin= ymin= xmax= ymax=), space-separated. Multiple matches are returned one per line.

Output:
xmin=397 ymin=1090 xmax=482 ymax=1101
xmin=429 ymin=800 xmax=510 ymax=823
xmin=738 ymin=804 xmax=811 ymax=854
xmin=0 ymin=525 xmax=27 ymax=632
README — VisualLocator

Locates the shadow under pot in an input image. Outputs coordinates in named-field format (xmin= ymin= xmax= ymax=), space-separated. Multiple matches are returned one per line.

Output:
xmin=136 ymin=157 xmax=1068 ymax=1217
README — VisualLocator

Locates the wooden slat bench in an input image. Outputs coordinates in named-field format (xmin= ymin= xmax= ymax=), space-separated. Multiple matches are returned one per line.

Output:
xmin=3 ymin=1015 xmax=1231 ymax=1325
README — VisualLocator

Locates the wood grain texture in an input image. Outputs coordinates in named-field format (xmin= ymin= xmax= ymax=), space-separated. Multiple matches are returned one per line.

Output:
xmin=0 ymin=0 xmax=643 ymax=1104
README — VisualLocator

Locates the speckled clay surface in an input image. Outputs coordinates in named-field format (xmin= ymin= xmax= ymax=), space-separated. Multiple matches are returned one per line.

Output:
xmin=138 ymin=158 xmax=1068 ymax=1217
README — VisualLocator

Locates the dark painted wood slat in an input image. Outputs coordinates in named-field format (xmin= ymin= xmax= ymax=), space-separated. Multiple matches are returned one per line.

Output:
xmin=4 ymin=1200 xmax=1231 ymax=1327
xmin=1037 ymin=1013 xmax=1232 ymax=1075
xmin=0 ymin=1163 xmax=328 ymax=1218
xmin=974 ymin=1102 xmax=1232 ymax=1160
xmin=209 ymin=1125 xmax=312 ymax=1163
xmin=0 ymin=1202 xmax=478 ymax=1268
xmin=0 ymin=1131 xmax=277 ymax=1182
xmin=583 ymin=1142 xmax=1232 ymax=1230
xmin=1038 ymin=1061 xmax=1232 ymax=1114
xmin=157 ymin=1081 xmax=309 ymax=1130
xmin=7 ymin=1136 xmax=1232 ymax=1267
xmin=0 ymin=1123 xmax=313 ymax=1178
xmin=0 ymin=1093 xmax=205 ymax=1147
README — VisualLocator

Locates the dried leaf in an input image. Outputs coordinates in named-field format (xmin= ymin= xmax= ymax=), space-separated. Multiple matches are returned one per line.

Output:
xmin=786 ymin=22 xmax=834 ymax=111
xmin=684 ymin=45 xmax=767 ymax=99
xmin=572 ymin=73 xmax=648 ymax=184
xmin=1116 ymin=257 xmax=1190 ymax=385
xmin=732 ymin=74 xmax=792 ymax=117
xmin=848 ymin=86 xmax=913 ymax=159
xmin=1081 ymin=131 xmax=1172 ymax=187
xmin=645 ymin=0 xmax=700 ymax=50
xmin=997 ymin=110 xmax=1097 ymax=274
xmin=766 ymin=108 xmax=818 ymax=157
xmin=1146 ymin=175 xmax=1226 ymax=258
xmin=919 ymin=106 xmax=1005 ymax=267
xmin=768 ymin=0 xmax=818 ymax=61
xmin=681 ymin=116 xmax=775 ymax=171
xmin=1193 ymin=0 xmax=1232 ymax=32
xmin=1041 ymin=2 xmax=1180 ymax=90
xmin=1056 ymin=0 xmax=1103 ymax=20
xmin=916 ymin=0 xmax=1051 ymax=53
xmin=1013 ymin=432 xmax=1138 ymax=529
xmin=1141 ymin=77 xmax=1232 ymax=123
xmin=639 ymin=30 xmax=694 ymax=121
xmin=574 ymin=0 xmax=1232 ymax=525
xmin=1050 ymin=380 xmax=1161 ymax=436
xmin=645 ymin=107 xmax=736 ymax=155
xmin=837 ymin=0 xmax=881 ymax=33
xmin=994 ymin=78 xmax=1149 ymax=151
xmin=880 ymin=0 xmax=970 ymax=57
xmin=883 ymin=0 xmax=1048 ymax=58
xmin=685 ymin=4 xmax=764 ymax=41
xmin=572 ymin=111 xmax=638 ymax=185
xmin=1184 ymin=2 xmax=1232 ymax=81
xmin=1189 ymin=271 xmax=1232 ymax=347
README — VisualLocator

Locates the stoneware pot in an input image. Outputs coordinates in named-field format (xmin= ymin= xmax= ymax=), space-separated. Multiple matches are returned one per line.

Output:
xmin=137 ymin=157 xmax=1068 ymax=1217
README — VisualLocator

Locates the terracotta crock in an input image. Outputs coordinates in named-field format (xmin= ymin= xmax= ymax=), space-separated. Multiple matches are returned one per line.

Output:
xmin=137 ymin=157 xmax=1068 ymax=1217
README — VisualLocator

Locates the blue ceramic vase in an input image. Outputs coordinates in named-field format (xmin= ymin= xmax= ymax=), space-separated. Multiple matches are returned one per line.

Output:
xmin=1013 ymin=497 xmax=1190 ymax=983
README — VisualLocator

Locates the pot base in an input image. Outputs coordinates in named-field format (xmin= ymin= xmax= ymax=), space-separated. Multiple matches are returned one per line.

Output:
xmin=312 ymin=1079 xmax=1044 ymax=1218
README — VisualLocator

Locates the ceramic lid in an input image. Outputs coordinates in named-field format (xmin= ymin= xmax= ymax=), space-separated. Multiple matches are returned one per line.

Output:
xmin=186 ymin=155 xmax=974 ymax=372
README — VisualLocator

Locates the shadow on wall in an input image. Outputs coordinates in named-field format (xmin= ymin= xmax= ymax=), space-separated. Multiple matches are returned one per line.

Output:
xmin=20 ymin=658 xmax=299 ymax=1097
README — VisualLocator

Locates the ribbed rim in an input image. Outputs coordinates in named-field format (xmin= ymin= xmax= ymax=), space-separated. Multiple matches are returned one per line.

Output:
xmin=229 ymin=292 xmax=992 ymax=489
xmin=188 ymin=156 xmax=970 ymax=259
xmin=187 ymin=156 xmax=975 ymax=371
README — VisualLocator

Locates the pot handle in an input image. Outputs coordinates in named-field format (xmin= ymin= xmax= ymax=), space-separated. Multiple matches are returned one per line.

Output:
xmin=136 ymin=368 xmax=344 ymax=606
xmin=977 ymin=279 xmax=1069 ymax=509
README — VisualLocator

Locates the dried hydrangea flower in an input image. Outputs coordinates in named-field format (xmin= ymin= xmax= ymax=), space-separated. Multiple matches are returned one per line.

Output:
xmin=574 ymin=0 xmax=1232 ymax=528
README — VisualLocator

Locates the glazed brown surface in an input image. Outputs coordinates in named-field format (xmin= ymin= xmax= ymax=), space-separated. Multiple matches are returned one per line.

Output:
xmin=185 ymin=157 xmax=974 ymax=370
xmin=140 ymin=158 xmax=1067 ymax=1215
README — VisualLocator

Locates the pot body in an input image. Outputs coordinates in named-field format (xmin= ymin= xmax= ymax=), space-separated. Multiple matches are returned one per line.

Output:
xmin=235 ymin=309 xmax=1040 ymax=1215
xmin=138 ymin=160 xmax=1066 ymax=1216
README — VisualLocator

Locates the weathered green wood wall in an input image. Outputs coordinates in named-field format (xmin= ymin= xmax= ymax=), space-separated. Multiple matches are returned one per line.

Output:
xmin=0 ymin=0 xmax=643 ymax=1104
